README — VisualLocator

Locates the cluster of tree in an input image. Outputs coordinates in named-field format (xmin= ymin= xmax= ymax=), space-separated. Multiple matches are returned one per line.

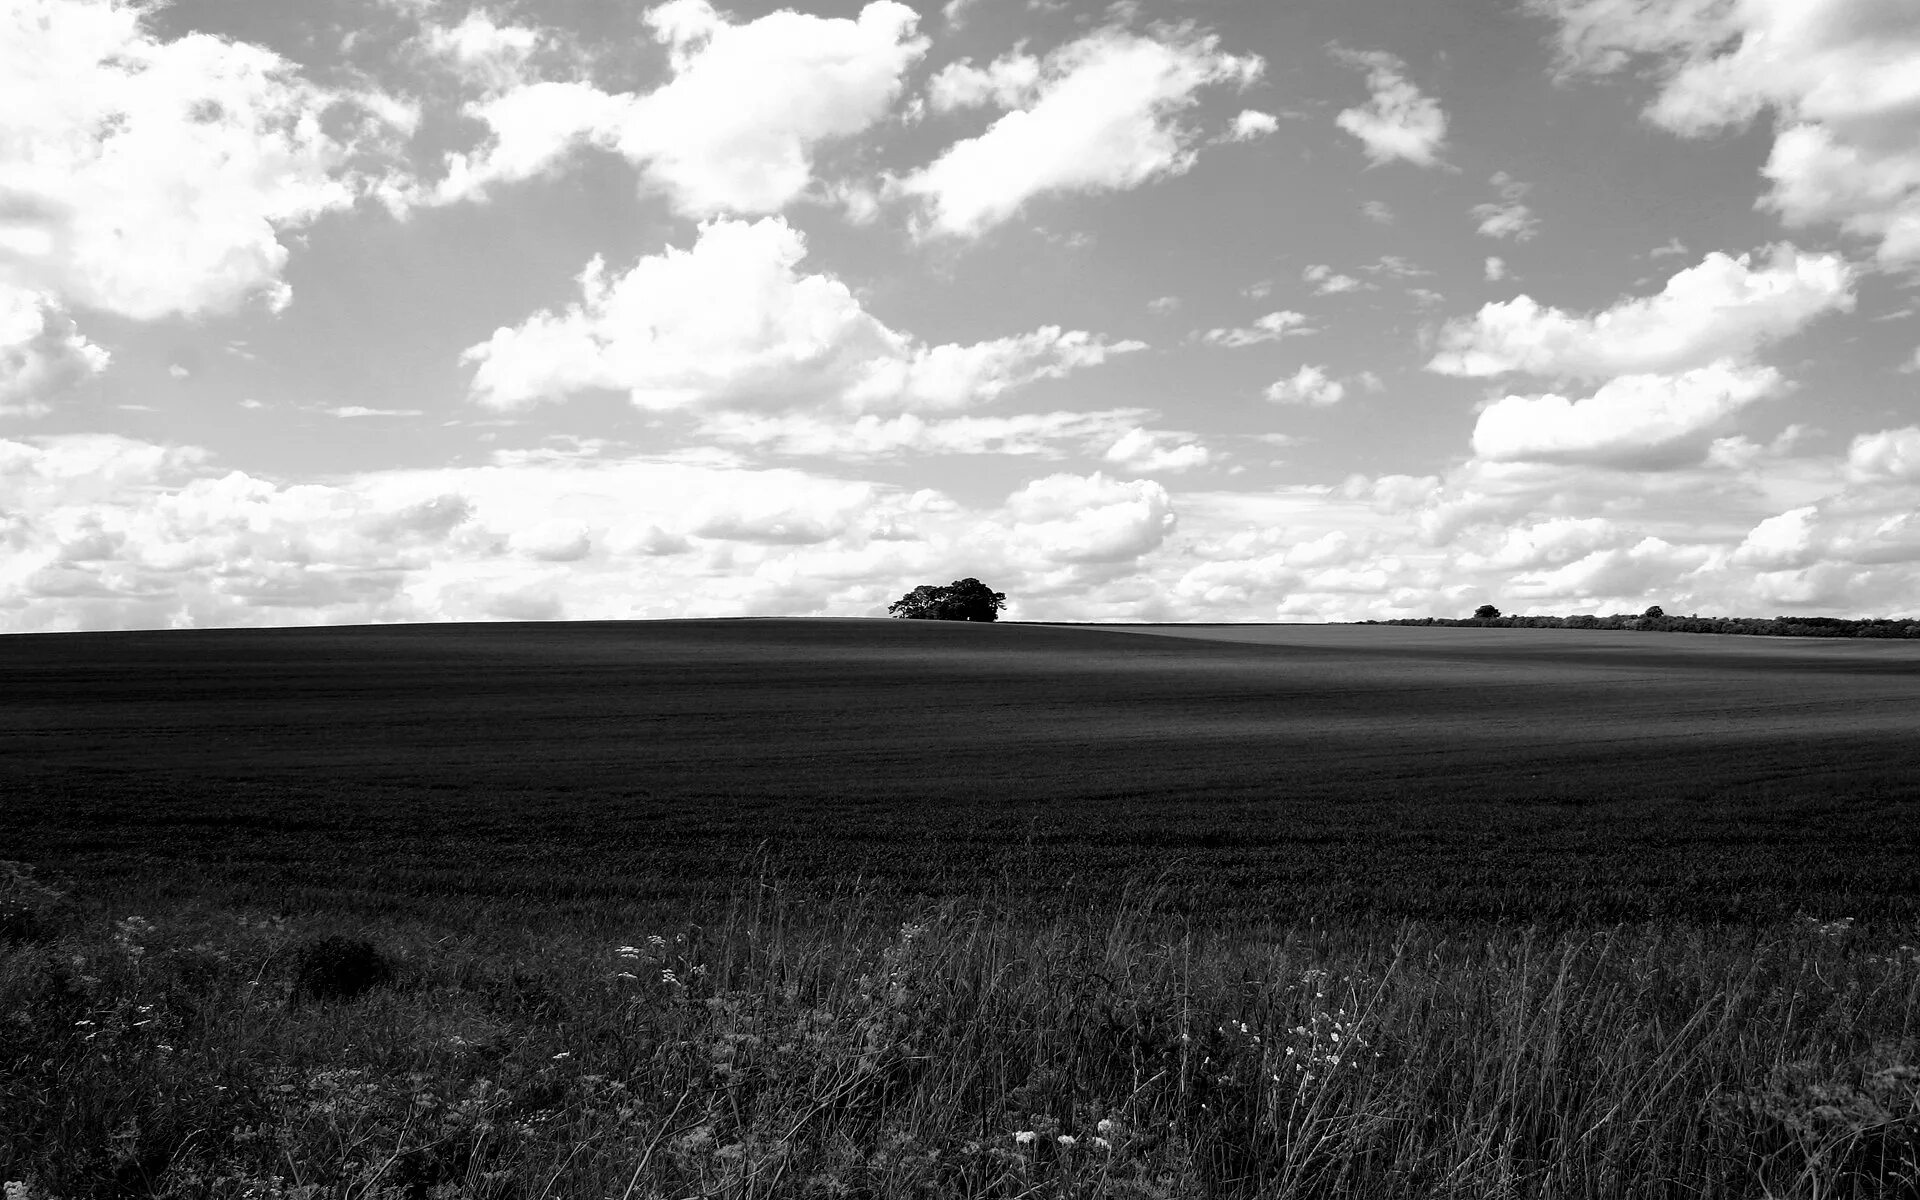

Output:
xmin=1374 ymin=604 xmax=1920 ymax=639
xmin=887 ymin=578 xmax=1007 ymax=622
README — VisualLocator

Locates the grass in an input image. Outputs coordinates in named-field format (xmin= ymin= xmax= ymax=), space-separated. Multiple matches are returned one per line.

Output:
xmin=4 ymin=618 xmax=1920 ymax=1195
xmin=3 ymin=864 xmax=1917 ymax=1198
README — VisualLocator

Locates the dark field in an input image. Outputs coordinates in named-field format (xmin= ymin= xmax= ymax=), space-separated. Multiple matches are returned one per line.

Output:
xmin=7 ymin=617 xmax=1919 ymax=925
xmin=8 ymin=620 xmax=1920 ymax=1198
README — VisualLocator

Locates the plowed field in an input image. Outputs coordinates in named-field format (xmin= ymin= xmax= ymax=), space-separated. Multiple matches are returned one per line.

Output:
xmin=6 ymin=619 xmax=1917 ymax=923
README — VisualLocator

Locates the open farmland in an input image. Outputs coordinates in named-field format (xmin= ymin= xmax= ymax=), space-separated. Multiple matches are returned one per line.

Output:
xmin=6 ymin=618 xmax=1919 ymax=925
xmin=7 ymin=619 xmax=1920 ymax=1198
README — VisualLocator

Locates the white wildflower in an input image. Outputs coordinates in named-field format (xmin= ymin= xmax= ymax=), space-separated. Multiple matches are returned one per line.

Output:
xmin=1013 ymin=1131 xmax=1036 ymax=1145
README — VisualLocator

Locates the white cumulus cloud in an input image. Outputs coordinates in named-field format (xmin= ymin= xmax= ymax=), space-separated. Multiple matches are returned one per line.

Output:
xmin=1199 ymin=310 xmax=1312 ymax=347
xmin=926 ymin=48 xmax=1042 ymax=111
xmin=1225 ymin=109 xmax=1280 ymax=141
xmin=693 ymin=408 xmax=1154 ymax=461
xmin=1848 ymin=426 xmax=1920 ymax=482
xmin=1429 ymin=245 xmax=1854 ymax=379
xmin=1264 ymin=365 xmax=1347 ymax=407
xmin=0 ymin=284 xmax=109 ymax=412
xmin=464 ymin=216 xmax=1144 ymax=415
xmin=1332 ymin=49 xmax=1448 ymax=167
xmin=1003 ymin=472 xmax=1177 ymax=564
xmin=0 ymin=433 xmax=1211 ymax=628
xmin=435 ymin=0 xmax=927 ymax=214
xmin=0 ymin=0 xmax=410 ymax=320
xmin=1535 ymin=0 xmax=1920 ymax=268
xmin=619 ymin=0 xmax=926 ymax=215
xmin=1103 ymin=427 xmax=1213 ymax=473
xmin=1472 ymin=171 xmax=1540 ymax=240
xmin=1303 ymin=264 xmax=1366 ymax=295
xmin=417 ymin=10 xmax=545 ymax=95
xmin=901 ymin=26 xmax=1263 ymax=236
xmin=1469 ymin=361 xmax=1783 ymax=468
xmin=328 ymin=406 xmax=426 ymax=418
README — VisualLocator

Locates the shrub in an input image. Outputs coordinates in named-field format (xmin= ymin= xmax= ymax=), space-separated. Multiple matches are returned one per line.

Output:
xmin=289 ymin=934 xmax=392 ymax=1005
xmin=0 ymin=863 xmax=70 ymax=945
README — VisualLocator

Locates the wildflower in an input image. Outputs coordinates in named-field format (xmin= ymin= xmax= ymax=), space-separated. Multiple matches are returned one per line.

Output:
xmin=1013 ymin=1131 xmax=1035 ymax=1145
xmin=1057 ymin=1135 xmax=1077 ymax=1148
xmin=1096 ymin=1119 xmax=1114 ymax=1135
xmin=648 ymin=935 xmax=668 ymax=949
xmin=551 ymin=1052 xmax=571 ymax=1060
xmin=616 ymin=946 xmax=643 ymax=958
xmin=1092 ymin=1136 xmax=1111 ymax=1150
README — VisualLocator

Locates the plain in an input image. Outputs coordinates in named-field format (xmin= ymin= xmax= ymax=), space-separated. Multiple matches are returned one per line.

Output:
xmin=5 ymin=618 xmax=1920 ymax=923
xmin=4 ymin=619 xmax=1919 ymax=1199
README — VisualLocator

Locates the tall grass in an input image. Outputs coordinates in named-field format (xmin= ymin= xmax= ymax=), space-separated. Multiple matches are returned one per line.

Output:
xmin=3 ymin=862 xmax=1916 ymax=1198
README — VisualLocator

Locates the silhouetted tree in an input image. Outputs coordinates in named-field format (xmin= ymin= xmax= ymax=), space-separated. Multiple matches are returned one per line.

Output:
xmin=1643 ymin=605 xmax=1665 ymax=619
xmin=888 ymin=578 xmax=1006 ymax=622
xmin=887 ymin=585 xmax=948 ymax=620
xmin=1473 ymin=604 xmax=1501 ymax=621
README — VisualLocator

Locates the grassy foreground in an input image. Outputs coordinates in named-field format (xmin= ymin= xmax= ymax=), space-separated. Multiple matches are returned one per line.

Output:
xmin=4 ymin=862 xmax=1917 ymax=1200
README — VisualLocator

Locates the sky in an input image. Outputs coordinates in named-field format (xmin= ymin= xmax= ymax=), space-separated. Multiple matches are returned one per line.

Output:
xmin=1 ymin=0 xmax=1917 ymax=630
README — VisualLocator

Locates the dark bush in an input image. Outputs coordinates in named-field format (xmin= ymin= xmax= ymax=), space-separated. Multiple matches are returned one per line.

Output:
xmin=289 ymin=934 xmax=392 ymax=1005
xmin=0 ymin=861 xmax=71 ymax=944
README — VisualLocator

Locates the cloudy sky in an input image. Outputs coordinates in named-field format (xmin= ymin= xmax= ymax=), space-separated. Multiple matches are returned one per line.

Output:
xmin=2 ymin=0 xmax=1917 ymax=629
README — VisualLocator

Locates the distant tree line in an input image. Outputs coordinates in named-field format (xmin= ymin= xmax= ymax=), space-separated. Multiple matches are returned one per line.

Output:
xmin=1372 ymin=605 xmax=1920 ymax=639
